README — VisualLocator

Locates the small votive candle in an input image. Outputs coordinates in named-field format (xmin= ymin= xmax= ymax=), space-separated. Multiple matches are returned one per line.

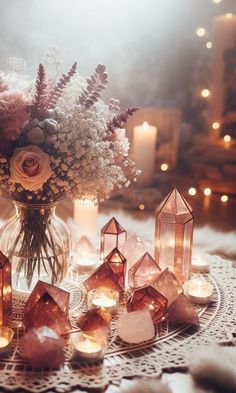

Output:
xmin=191 ymin=254 xmax=210 ymax=273
xmin=75 ymin=236 xmax=98 ymax=272
xmin=184 ymin=276 xmax=214 ymax=304
xmin=88 ymin=287 xmax=119 ymax=314
xmin=72 ymin=333 xmax=105 ymax=362
xmin=0 ymin=326 xmax=14 ymax=354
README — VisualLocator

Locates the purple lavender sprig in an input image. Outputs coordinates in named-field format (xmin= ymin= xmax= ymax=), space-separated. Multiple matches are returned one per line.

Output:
xmin=79 ymin=64 xmax=108 ymax=108
xmin=31 ymin=64 xmax=49 ymax=117
xmin=107 ymin=107 xmax=139 ymax=131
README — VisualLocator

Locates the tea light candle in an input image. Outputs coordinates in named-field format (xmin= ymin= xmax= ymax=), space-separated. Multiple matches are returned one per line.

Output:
xmin=89 ymin=287 xmax=119 ymax=313
xmin=0 ymin=326 xmax=14 ymax=354
xmin=74 ymin=198 xmax=98 ymax=236
xmin=191 ymin=255 xmax=210 ymax=273
xmin=184 ymin=277 xmax=214 ymax=304
xmin=133 ymin=121 xmax=157 ymax=185
xmin=73 ymin=334 xmax=104 ymax=361
xmin=75 ymin=236 xmax=98 ymax=272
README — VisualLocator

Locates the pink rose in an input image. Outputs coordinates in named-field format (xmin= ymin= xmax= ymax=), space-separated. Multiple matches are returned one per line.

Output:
xmin=10 ymin=145 xmax=52 ymax=191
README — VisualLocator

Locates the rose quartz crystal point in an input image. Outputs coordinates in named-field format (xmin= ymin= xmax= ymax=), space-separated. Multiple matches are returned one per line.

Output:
xmin=127 ymin=286 xmax=167 ymax=323
xmin=167 ymin=293 xmax=199 ymax=326
xmin=154 ymin=188 xmax=194 ymax=283
xmin=77 ymin=307 xmax=111 ymax=337
xmin=122 ymin=234 xmax=146 ymax=270
xmin=83 ymin=262 xmax=123 ymax=293
xmin=23 ymin=281 xmax=71 ymax=335
xmin=116 ymin=310 xmax=155 ymax=343
xmin=100 ymin=217 xmax=127 ymax=260
xmin=128 ymin=252 xmax=161 ymax=289
xmin=152 ymin=268 xmax=183 ymax=306
xmin=0 ymin=251 xmax=12 ymax=325
xmin=104 ymin=247 xmax=127 ymax=289
xmin=21 ymin=326 xmax=65 ymax=368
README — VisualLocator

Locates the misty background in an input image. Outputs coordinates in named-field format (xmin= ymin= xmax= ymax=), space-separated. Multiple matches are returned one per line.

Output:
xmin=0 ymin=0 xmax=235 ymax=108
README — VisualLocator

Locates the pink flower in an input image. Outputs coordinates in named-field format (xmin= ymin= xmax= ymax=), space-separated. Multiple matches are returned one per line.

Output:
xmin=0 ymin=90 xmax=30 ymax=141
xmin=10 ymin=145 xmax=52 ymax=191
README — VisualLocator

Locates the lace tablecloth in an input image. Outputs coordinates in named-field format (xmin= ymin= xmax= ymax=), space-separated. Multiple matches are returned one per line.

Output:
xmin=0 ymin=255 xmax=235 ymax=393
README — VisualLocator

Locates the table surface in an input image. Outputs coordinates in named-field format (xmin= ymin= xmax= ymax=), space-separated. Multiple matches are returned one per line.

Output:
xmin=0 ymin=194 xmax=235 ymax=393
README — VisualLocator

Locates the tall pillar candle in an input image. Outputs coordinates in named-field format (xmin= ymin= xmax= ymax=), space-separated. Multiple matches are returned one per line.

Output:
xmin=211 ymin=14 xmax=236 ymax=135
xmin=133 ymin=121 xmax=157 ymax=185
xmin=74 ymin=199 xmax=98 ymax=236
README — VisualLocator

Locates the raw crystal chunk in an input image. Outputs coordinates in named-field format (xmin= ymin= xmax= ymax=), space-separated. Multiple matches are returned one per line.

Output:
xmin=122 ymin=234 xmax=146 ymax=270
xmin=77 ymin=307 xmax=111 ymax=338
xmin=116 ymin=310 xmax=155 ymax=343
xmin=21 ymin=326 xmax=65 ymax=368
xmin=126 ymin=286 xmax=167 ymax=323
xmin=100 ymin=217 xmax=127 ymax=260
xmin=167 ymin=293 xmax=199 ymax=326
xmin=23 ymin=281 xmax=71 ymax=335
xmin=104 ymin=248 xmax=127 ymax=289
xmin=128 ymin=252 xmax=161 ymax=289
xmin=152 ymin=268 xmax=183 ymax=306
xmin=83 ymin=262 xmax=123 ymax=293
xmin=154 ymin=188 xmax=194 ymax=283
xmin=0 ymin=251 xmax=12 ymax=325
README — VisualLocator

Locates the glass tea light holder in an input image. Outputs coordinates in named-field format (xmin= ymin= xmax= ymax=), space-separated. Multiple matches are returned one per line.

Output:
xmin=0 ymin=326 xmax=14 ymax=355
xmin=75 ymin=236 xmax=98 ymax=272
xmin=88 ymin=287 xmax=119 ymax=314
xmin=72 ymin=331 xmax=107 ymax=362
xmin=100 ymin=217 xmax=127 ymax=260
xmin=191 ymin=253 xmax=210 ymax=273
xmin=183 ymin=275 xmax=214 ymax=304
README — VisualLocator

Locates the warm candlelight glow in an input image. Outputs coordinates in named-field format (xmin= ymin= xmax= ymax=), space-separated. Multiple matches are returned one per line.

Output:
xmin=75 ymin=338 xmax=102 ymax=354
xmin=188 ymin=187 xmax=197 ymax=196
xmin=223 ymin=134 xmax=231 ymax=143
xmin=92 ymin=292 xmax=116 ymax=308
xmin=212 ymin=121 xmax=220 ymax=130
xmin=161 ymin=163 xmax=168 ymax=171
xmin=142 ymin=121 xmax=149 ymax=131
xmin=196 ymin=27 xmax=206 ymax=37
xmin=0 ymin=337 xmax=9 ymax=348
xmin=184 ymin=276 xmax=213 ymax=304
xmin=139 ymin=203 xmax=145 ymax=210
xmin=203 ymin=187 xmax=211 ymax=196
xmin=74 ymin=198 xmax=98 ymax=236
xmin=226 ymin=13 xmax=233 ymax=19
xmin=206 ymin=41 xmax=212 ymax=49
xmin=221 ymin=195 xmax=228 ymax=203
xmin=213 ymin=0 xmax=221 ymax=3
xmin=201 ymin=88 xmax=210 ymax=97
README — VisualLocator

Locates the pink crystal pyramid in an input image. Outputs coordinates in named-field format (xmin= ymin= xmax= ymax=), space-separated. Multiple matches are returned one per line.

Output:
xmin=152 ymin=268 xmax=183 ymax=306
xmin=104 ymin=248 xmax=127 ymax=289
xmin=154 ymin=188 xmax=194 ymax=283
xmin=21 ymin=326 xmax=65 ymax=368
xmin=77 ymin=307 xmax=111 ymax=337
xmin=100 ymin=217 xmax=127 ymax=260
xmin=77 ymin=236 xmax=97 ymax=255
xmin=122 ymin=234 xmax=146 ymax=270
xmin=23 ymin=281 xmax=71 ymax=335
xmin=128 ymin=252 xmax=161 ymax=289
xmin=167 ymin=293 xmax=199 ymax=326
xmin=83 ymin=262 xmax=123 ymax=293
xmin=0 ymin=251 xmax=12 ymax=326
xmin=127 ymin=286 xmax=167 ymax=323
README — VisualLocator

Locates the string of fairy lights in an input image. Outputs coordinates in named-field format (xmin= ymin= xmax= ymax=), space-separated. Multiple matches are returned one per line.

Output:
xmin=140 ymin=0 xmax=234 ymax=211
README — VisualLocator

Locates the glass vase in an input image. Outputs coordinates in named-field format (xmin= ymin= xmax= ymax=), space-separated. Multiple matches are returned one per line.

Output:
xmin=0 ymin=201 xmax=71 ymax=292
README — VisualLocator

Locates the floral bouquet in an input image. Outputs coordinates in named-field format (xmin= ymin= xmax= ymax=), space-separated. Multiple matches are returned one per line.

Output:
xmin=0 ymin=56 xmax=139 ymax=288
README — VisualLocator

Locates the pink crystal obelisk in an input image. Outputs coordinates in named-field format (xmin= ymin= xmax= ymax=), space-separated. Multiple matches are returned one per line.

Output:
xmin=154 ymin=188 xmax=194 ymax=283
xmin=0 ymin=251 xmax=12 ymax=326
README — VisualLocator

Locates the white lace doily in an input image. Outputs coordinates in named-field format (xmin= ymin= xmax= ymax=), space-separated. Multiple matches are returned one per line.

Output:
xmin=0 ymin=255 xmax=235 ymax=393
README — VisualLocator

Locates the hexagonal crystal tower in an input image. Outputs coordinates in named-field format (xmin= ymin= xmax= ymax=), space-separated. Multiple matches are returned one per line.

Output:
xmin=100 ymin=218 xmax=127 ymax=260
xmin=154 ymin=188 xmax=194 ymax=283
